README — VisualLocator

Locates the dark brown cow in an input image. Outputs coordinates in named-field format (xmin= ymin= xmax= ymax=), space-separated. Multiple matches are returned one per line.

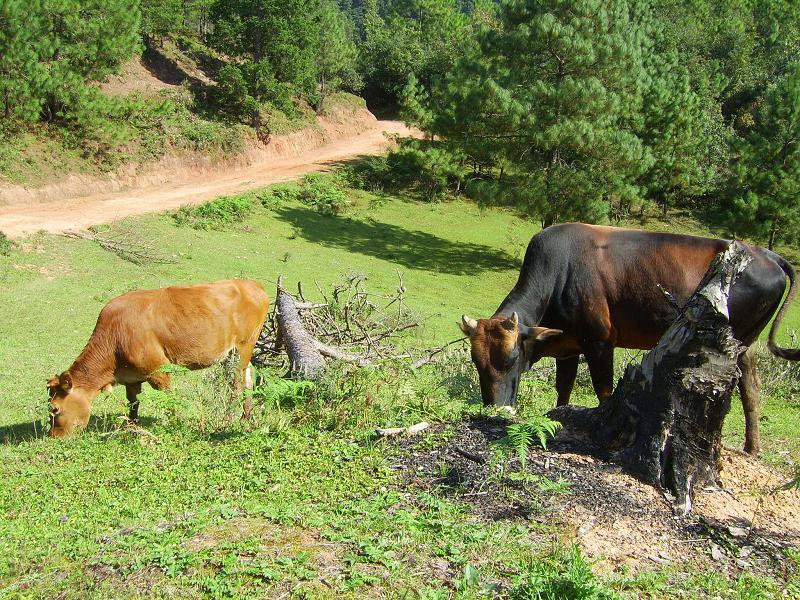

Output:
xmin=47 ymin=279 xmax=270 ymax=437
xmin=460 ymin=223 xmax=799 ymax=454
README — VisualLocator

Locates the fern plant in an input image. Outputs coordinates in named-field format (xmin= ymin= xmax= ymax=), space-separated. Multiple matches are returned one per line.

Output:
xmin=493 ymin=415 xmax=562 ymax=469
xmin=250 ymin=376 xmax=315 ymax=410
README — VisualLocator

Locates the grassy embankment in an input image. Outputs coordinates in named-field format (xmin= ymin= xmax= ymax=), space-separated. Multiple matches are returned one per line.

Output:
xmin=0 ymin=38 xmax=361 ymax=190
xmin=0 ymin=179 xmax=798 ymax=598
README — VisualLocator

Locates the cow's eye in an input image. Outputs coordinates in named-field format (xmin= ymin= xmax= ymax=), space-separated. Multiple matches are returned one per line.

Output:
xmin=505 ymin=349 xmax=520 ymax=369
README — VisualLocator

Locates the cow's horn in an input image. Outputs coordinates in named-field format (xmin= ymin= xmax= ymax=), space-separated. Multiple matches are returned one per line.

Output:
xmin=461 ymin=315 xmax=478 ymax=333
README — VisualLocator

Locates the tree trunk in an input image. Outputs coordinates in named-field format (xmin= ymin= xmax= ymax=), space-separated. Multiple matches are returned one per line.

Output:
xmin=275 ymin=276 xmax=326 ymax=379
xmin=549 ymin=242 xmax=752 ymax=515
xmin=769 ymin=222 xmax=778 ymax=250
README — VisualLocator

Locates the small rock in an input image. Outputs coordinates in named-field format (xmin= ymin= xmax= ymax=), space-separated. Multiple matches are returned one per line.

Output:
xmin=58 ymin=515 xmax=68 ymax=523
xmin=658 ymin=551 xmax=672 ymax=561
xmin=739 ymin=546 xmax=753 ymax=558
xmin=735 ymin=559 xmax=751 ymax=568
xmin=728 ymin=526 xmax=748 ymax=538
xmin=577 ymin=518 xmax=596 ymax=538
xmin=711 ymin=544 xmax=724 ymax=561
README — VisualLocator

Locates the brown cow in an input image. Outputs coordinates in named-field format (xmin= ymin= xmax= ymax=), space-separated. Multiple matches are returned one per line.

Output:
xmin=460 ymin=224 xmax=799 ymax=454
xmin=47 ymin=279 xmax=270 ymax=437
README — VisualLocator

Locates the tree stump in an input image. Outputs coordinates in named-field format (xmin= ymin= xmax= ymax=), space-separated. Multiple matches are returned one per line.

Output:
xmin=549 ymin=242 xmax=752 ymax=515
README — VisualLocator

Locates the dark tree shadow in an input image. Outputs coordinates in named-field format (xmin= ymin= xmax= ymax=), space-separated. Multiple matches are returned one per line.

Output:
xmin=274 ymin=205 xmax=520 ymax=275
xmin=142 ymin=45 xmax=203 ymax=87
xmin=0 ymin=416 xmax=157 ymax=445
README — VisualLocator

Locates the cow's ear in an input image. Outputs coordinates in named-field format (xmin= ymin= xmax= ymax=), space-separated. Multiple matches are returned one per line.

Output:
xmin=47 ymin=375 xmax=60 ymax=389
xmin=459 ymin=315 xmax=478 ymax=336
xmin=59 ymin=372 xmax=73 ymax=394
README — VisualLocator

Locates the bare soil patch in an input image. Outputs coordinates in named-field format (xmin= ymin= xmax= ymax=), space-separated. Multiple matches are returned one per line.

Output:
xmin=0 ymin=118 xmax=414 ymax=237
xmin=388 ymin=417 xmax=799 ymax=582
xmin=99 ymin=57 xmax=180 ymax=97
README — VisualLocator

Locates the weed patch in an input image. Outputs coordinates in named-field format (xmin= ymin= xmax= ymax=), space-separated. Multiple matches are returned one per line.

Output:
xmin=0 ymin=232 xmax=11 ymax=256
xmin=173 ymin=193 xmax=257 ymax=230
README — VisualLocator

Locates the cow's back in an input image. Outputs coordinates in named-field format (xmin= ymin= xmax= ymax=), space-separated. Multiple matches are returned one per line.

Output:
xmin=511 ymin=224 xmax=787 ymax=349
xmin=97 ymin=279 xmax=269 ymax=369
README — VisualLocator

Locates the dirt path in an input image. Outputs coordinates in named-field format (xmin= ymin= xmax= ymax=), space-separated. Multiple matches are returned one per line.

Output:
xmin=0 ymin=120 xmax=412 ymax=238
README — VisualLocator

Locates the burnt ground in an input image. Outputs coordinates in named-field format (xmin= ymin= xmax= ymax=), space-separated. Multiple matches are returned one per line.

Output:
xmin=386 ymin=417 xmax=800 ymax=583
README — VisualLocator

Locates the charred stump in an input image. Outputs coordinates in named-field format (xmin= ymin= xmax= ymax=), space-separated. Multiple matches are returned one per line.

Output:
xmin=549 ymin=242 xmax=752 ymax=515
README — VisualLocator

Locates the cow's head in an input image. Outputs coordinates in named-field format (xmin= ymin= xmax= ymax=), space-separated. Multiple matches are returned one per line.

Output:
xmin=46 ymin=372 xmax=94 ymax=437
xmin=459 ymin=312 xmax=562 ymax=408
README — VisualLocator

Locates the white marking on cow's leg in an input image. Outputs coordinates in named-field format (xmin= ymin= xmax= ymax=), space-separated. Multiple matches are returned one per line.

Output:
xmin=244 ymin=366 xmax=253 ymax=389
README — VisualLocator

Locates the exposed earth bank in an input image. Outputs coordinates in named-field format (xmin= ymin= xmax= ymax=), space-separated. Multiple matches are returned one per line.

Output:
xmin=0 ymin=108 xmax=413 ymax=237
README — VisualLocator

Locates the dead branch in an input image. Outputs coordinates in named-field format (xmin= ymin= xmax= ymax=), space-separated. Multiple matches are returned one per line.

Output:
xmin=314 ymin=340 xmax=372 ymax=367
xmin=412 ymin=337 xmax=468 ymax=369
xmin=376 ymin=422 xmax=430 ymax=437
xmin=453 ymin=446 xmax=486 ymax=464
xmin=63 ymin=228 xmax=177 ymax=266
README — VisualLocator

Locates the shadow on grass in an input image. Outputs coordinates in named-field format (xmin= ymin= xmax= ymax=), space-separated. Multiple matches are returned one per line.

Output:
xmin=274 ymin=205 xmax=520 ymax=275
xmin=0 ymin=416 xmax=157 ymax=445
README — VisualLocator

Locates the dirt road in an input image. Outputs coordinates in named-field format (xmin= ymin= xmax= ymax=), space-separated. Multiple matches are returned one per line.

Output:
xmin=0 ymin=120 xmax=412 ymax=238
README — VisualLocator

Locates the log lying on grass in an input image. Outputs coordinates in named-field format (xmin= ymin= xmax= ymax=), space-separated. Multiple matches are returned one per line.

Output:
xmin=269 ymin=274 xmax=467 ymax=379
xmin=549 ymin=242 xmax=752 ymax=516
xmin=275 ymin=275 xmax=327 ymax=378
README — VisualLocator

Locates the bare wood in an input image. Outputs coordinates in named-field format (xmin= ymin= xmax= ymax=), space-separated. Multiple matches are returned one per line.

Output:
xmin=376 ymin=421 xmax=430 ymax=437
xmin=276 ymin=275 xmax=326 ymax=379
xmin=453 ymin=446 xmax=486 ymax=464
xmin=63 ymin=228 xmax=176 ymax=266
xmin=314 ymin=340 xmax=373 ymax=367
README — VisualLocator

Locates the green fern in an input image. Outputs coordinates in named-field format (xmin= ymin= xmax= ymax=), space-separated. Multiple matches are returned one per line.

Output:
xmin=251 ymin=376 xmax=315 ymax=409
xmin=494 ymin=415 xmax=562 ymax=468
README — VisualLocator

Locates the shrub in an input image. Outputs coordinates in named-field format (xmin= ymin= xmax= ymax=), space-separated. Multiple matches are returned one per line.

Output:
xmin=173 ymin=193 xmax=255 ymax=230
xmin=297 ymin=173 xmax=349 ymax=216
xmin=342 ymin=140 xmax=463 ymax=201
xmin=0 ymin=232 xmax=11 ymax=256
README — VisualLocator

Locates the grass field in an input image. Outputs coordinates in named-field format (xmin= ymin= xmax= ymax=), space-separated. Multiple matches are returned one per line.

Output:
xmin=1 ymin=182 xmax=798 ymax=597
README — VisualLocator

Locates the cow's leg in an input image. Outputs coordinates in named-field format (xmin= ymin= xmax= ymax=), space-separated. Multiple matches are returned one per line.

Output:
xmin=236 ymin=341 xmax=257 ymax=419
xmin=739 ymin=345 xmax=761 ymax=455
xmin=125 ymin=383 xmax=142 ymax=424
xmin=555 ymin=356 xmax=579 ymax=407
xmin=583 ymin=342 xmax=615 ymax=403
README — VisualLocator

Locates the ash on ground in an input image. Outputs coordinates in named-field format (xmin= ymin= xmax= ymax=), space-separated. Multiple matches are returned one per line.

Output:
xmin=386 ymin=417 xmax=799 ymax=582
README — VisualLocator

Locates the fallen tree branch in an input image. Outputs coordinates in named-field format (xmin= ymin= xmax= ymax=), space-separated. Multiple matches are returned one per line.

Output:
xmin=376 ymin=422 xmax=430 ymax=437
xmin=412 ymin=337 xmax=468 ymax=369
xmin=453 ymin=446 xmax=486 ymax=464
xmin=314 ymin=340 xmax=373 ymax=367
xmin=63 ymin=228 xmax=177 ymax=266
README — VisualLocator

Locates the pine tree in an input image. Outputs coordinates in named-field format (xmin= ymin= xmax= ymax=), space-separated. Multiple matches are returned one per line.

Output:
xmin=636 ymin=46 xmax=709 ymax=218
xmin=141 ymin=0 xmax=184 ymax=45
xmin=417 ymin=0 xmax=655 ymax=227
xmin=314 ymin=0 xmax=362 ymax=108
xmin=209 ymin=0 xmax=320 ymax=99
xmin=0 ymin=0 xmax=50 ymax=123
xmin=725 ymin=63 xmax=800 ymax=249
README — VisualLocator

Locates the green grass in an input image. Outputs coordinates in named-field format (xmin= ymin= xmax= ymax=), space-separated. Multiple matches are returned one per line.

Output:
xmin=0 ymin=183 xmax=798 ymax=597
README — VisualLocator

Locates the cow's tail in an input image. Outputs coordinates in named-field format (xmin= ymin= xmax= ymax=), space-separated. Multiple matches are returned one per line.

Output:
xmin=767 ymin=252 xmax=800 ymax=360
